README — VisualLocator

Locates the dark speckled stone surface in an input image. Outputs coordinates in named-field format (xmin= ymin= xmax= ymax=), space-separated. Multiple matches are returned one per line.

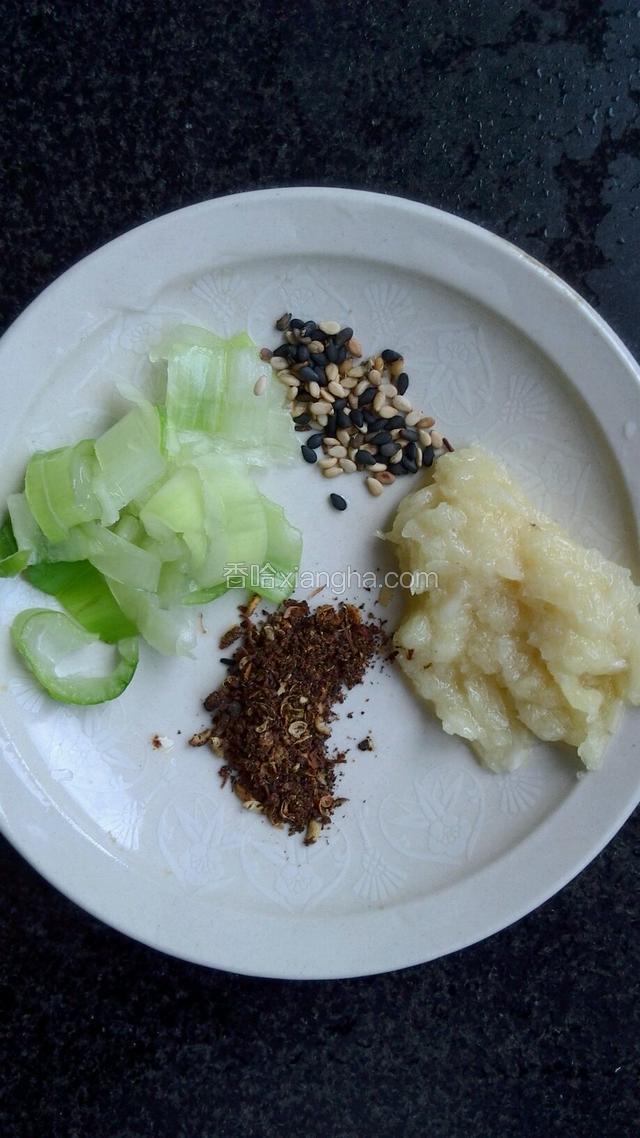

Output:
xmin=1 ymin=2 xmax=639 ymax=1135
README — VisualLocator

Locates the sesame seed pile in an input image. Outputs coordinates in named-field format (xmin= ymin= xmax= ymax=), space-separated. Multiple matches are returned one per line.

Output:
xmin=262 ymin=314 xmax=451 ymax=505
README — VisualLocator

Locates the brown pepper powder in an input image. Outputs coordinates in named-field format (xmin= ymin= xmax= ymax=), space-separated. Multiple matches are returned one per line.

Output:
xmin=190 ymin=600 xmax=383 ymax=843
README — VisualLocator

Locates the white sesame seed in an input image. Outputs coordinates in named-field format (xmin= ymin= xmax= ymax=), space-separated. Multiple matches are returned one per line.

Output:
xmin=340 ymin=458 xmax=357 ymax=473
xmin=366 ymin=476 xmax=383 ymax=496
xmin=318 ymin=457 xmax=338 ymax=469
xmin=308 ymin=380 xmax=321 ymax=399
xmin=316 ymin=414 xmax=329 ymax=428
xmin=323 ymin=437 xmax=339 ymax=447
xmin=319 ymin=320 xmax=341 ymax=335
xmin=320 ymin=388 xmax=335 ymax=403
xmin=415 ymin=446 xmax=423 ymax=468
xmin=430 ymin=429 xmax=444 ymax=448
xmin=348 ymin=366 xmax=366 ymax=379
xmin=404 ymin=409 xmax=421 ymax=427
xmin=308 ymin=340 xmax=324 ymax=353
xmin=347 ymin=337 xmax=363 ymax=357
xmin=373 ymin=390 xmax=386 ymax=413
xmin=325 ymin=362 xmax=340 ymax=384
xmin=328 ymin=445 xmax=347 ymax=458
xmin=348 ymin=393 xmax=359 ymax=409
xmin=417 ymin=416 xmax=435 ymax=429
xmin=270 ymin=355 xmax=289 ymax=371
xmin=311 ymin=401 xmax=328 ymax=416
xmin=378 ymin=405 xmax=399 ymax=419
xmin=341 ymin=376 xmax=357 ymax=390
xmin=390 ymin=449 xmax=403 ymax=465
xmin=369 ymin=462 xmax=387 ymax=473
xmin=381 ymin=383 xmax=397 ymax=397
xmin=393 ymin=395 xmax=412 ymax=413
xmin=323 ymin=465 xmax=343 ymax=478
xmin=328 ymin=381 xmax=346 ymax=398
xmin=368 ymin=369 xmax=382 ymax=384
xmin=337 ymin=428 xmax=351 ymax=447
xmin=355 ymin=379 xmax=369 ymax=396
xmin=419 ymin=429 xmax=432 ymax=447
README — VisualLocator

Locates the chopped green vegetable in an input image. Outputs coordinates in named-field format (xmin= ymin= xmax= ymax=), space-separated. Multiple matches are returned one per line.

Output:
xmin=11 ymin=608 xmax=138 ymax=704
xmin=252 ymin=496 xmax=302 ymax=604
xmin=106 ymin=579 xmax=197 ymax=657
xmin=2 ymin=323 xmax=303 ymax=704
xmin=94 ymin=402 xmax=167 ymax=516
xmin=25 ymin=439 xmax=102 ymax=542
xmin=23 ymin=560 xmax=137 ymax=643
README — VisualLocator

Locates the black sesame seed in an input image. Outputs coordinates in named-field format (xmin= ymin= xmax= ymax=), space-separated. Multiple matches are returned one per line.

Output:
xmin=333 ymin=397 xmax=347 ymax=411
xmin=336 ymin=409 xmax=351 ymax=429
xmin=395 ymin=372 xmax=409 ymax=395
xmin=296 ymin=344 xmax=310 ymax=363
xmin=325 ymin=341 xmax=339 ymax=364
xmin=294 ymin=424 xmax=311 ymax=432
xmin=298 ymin=366 xmax=319 ymax=383
xmin=289 ymin=318 xmax=305 ymax=330
xmin=310 ymin=352 xmax=327 ymax=368
xmin=329 ymin=493 xmax=348 ymax=512
xmin=302 ymin=321 xmax=318 ymax=338
xmin=355 ymin=450 xmax=377 ymax=466
xmin=296 ymin=391 xmax=313 ymax=403
xmin=404 ymin=441 xmax=417 ymax=461
xmin=275 ymin=313 xmax=292 ymax=332
xmin=337 ymin=345 xmax=348 ymax=364
xmin=401 ymin=427 xmax=419 ymax=442
xmin=387 ymin=462 xmax=408 ymax=477
xmin=370 ymin=430 xmax=392 ymax=446
xmin=301 ymin=445 xmax=318 ymax=464
xmin=358 ymin=386 xmax=376 ymax=406
xmin=275 ymin=342 xmax=295 ymax=359
xmin=334 ymin=327 xmax=353 ymax=347
xmin=314 ymin=368 xmax=328 ymax=386
xmin=402 ymin=457 xmax=418 ymax=473
xmin=380 ymin=441 xmax=398 ymax=458
xmin=350 ymin=408 xmax=364 ymax=428
xmin=363 ymin=409 xmax=379 ymax=424
xmin=383 ymin=415 xmax=405 ymax=431
xmin=292 ymin=412 xmax=311 ymax=425
xmin=220 ymin=657 xmax=236 ymax=667
xmin=422 ymin=444 xmax=435 ymax=467
xmin=381 ymin=349 xmax=402 ymax=363
xmin=307 ymin=432 xmax=324 ymax=449
xmin=325 ymin=414 xmax=337 ymax=436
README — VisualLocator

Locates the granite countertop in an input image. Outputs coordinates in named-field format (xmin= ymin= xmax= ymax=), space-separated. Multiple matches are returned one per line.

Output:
xmin=1 ymin=2 xmax=639 ymax=1136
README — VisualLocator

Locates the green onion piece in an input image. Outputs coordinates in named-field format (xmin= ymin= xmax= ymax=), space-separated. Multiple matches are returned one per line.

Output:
xmin=94 ymin=402 xmax=167 ymax=515
xmin=7 ymin=492 xmax=48 ymax=563
xmin=189 ymin=454 xmax=268 ymax=587
xmin=140 ymin=465 xmax=206 ymax=567
xmin=181 ymin=582 xmax=228 ymax=606
xmin=151 ymin=324 xmax=227 ymax=442
xmin=11 ymin=608 xmax=138 ymax=705
xmin=82 ymin=523 xmax=162 ymax=592
xmin=24 ymin=439 xmax=102 ymax=542
xmin=251 ymin=496 xmax=302 ymax=604
xmin=0 ymin=514 xmax=30 ymax=577
xmin=213 ymin=331 xmax=297 ymax=466
xmin=106 ymin=579 xmax=197 ymax=656
xmin=23 ymin=561 xmax=137 ymax=643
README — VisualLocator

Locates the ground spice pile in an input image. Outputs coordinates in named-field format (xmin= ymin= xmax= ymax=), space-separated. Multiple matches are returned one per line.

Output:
xmin=190 ymin=600 xmax=382 ymax=844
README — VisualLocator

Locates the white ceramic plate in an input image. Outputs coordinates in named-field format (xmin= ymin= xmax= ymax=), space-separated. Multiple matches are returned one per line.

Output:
xmin=1 ymin=188 xmax=639 ymax=979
